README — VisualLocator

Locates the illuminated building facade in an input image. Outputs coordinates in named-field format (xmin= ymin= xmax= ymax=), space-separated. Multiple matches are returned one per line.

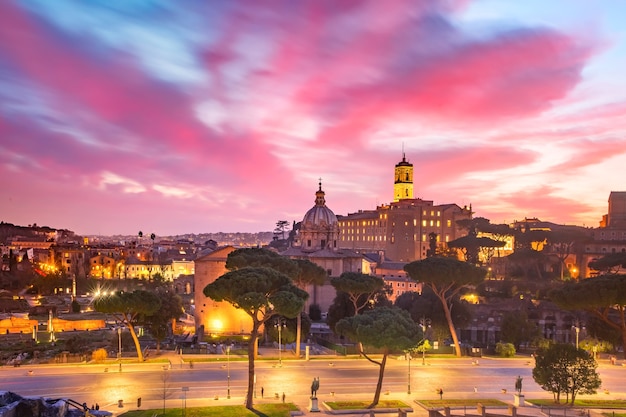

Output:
xmin=579 ymin=191 xmax=626 ymax=277
xmin=337 ymin=154 xmax=472 ymax=262
xmin=193 ymin=246 xmax=251 ymax=337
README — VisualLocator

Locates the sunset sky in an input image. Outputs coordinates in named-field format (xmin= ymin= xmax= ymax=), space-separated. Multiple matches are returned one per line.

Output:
xmin=1 ymin=0 xmax=625 ymax=236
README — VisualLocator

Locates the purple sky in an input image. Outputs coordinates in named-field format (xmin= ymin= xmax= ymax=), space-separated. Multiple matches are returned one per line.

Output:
xmin=1 ymin=0 xmax=625 ymax=236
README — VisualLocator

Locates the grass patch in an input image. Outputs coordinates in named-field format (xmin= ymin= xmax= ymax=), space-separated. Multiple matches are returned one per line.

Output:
xmin=527 ymin=399 xmax=626 ymax=409
xmin=418 ymin=399 xmax=507 ymax=408
xmin=325 ymin=400 xmax=410 ymax=410
xmin=602 ymin=414 xmax=626 ymax=417
xmin=119 ymin=403 xmax=298 ymax=417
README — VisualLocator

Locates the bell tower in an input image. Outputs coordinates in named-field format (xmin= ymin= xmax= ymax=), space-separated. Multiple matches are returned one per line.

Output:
xmin=393 ymin=153 xmax=414 ymax=202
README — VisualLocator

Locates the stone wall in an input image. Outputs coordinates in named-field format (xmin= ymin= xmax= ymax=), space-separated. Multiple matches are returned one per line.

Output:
xmin=0 ymin=317 xmax=37 ymax=334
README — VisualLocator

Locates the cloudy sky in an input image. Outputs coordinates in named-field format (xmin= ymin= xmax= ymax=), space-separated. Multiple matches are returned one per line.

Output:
xmin=1 ymin=0 xmax=625 ymax=236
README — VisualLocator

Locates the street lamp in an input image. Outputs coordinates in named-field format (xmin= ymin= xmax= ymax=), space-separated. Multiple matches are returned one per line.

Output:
xmin=227 ymin=345 xmax=231 ymax=399
xmin=117 ymin=327 xmax=122 ymax=359
xmin=275 ymin=318 xmax=286 ymax=367
xmin=573 ymin=325 xmax=580 ymax=349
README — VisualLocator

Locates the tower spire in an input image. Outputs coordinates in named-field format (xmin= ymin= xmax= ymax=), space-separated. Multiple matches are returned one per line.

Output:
xmin=394 ymin=151 xmax=414 ymax=202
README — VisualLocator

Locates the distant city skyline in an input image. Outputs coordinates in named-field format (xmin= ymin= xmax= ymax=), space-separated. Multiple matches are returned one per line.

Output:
xmin=1 ymin=1 xmax=625 ymax=236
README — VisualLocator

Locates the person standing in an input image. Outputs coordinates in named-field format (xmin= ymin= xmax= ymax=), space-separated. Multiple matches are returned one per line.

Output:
xmin=261 ymin=387 xmax=264 ymax=398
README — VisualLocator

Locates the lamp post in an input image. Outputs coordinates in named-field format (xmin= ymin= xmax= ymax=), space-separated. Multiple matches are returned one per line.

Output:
xmin=574 ymin=325 xmax=580 ymax=349
xmin=227 ymin=345 xmax=231 ymax=399
xmin=117 ymin=327 xmax=122 ymax=359
xmin=407 ymin=352 xmax=411 ymax=394
xmin=275 ymin=318 xmax=286 ymax=367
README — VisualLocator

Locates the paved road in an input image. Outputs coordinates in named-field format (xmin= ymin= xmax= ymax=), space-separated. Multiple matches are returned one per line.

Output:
xmin=1 ymin=353 xmax=624 ymax=416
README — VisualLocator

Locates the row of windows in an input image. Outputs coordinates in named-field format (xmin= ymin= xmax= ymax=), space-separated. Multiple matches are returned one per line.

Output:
xmin=421 ymin=220 xmax=442 ymax=227
xmin=389 ymin=282 xmax=419 ymax=288
xmin=339 ymin=214 xmax=454 ymax=228
xmin=595 ymin=231 xmax=626 ymax=239
xmin=341 ymin=236 xmax=387 ymax=242
xmin=343 ymin=228 xmax=385 ymax=234
xmin=340 ymin=220 xmax=380 ymax=227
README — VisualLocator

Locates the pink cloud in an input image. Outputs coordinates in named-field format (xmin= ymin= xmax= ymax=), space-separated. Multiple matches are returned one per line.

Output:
xmin=0 ymin=0 xmax=616 ymax=235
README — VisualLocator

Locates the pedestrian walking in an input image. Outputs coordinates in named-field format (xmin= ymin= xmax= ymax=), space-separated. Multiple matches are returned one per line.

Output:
xmin=438 ymin=388 xmax=443 ymax=399
xmin=282 ymin=392 xmax=285 ymax=403
xmin=261 ymin=387 xmax=264 ymax=398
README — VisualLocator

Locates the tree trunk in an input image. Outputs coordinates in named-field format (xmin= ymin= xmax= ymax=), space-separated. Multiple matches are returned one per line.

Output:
xmin=246 ymin=325 xmax=259 ymax=410
xmin=295 ymin=312 xmax=302 ymax=358
xmin=437 ymin=293 xmax=462 ymax=357
xmin=368 ymin=351 xmax=388 ymax=409
xmin=128 ymin=324 xmax=144 ymax=362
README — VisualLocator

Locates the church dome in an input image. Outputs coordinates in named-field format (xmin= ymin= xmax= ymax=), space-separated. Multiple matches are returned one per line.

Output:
xmin=302 ymin=182 xmax=337 ymax=227
xmin=303 ymin=205 xmax=338 ymax=227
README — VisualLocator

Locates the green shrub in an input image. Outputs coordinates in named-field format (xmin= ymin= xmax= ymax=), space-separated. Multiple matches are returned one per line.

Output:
xmin=495 ymin=342 xmax=516 ymax=357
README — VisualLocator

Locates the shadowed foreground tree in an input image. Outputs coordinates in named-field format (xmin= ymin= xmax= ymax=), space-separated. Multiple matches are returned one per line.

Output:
xmin=394 ymin=287 xmax=471 ymax=345
xmin=336 ymin=307 xmax=421 ymax=409
xmin=93 ymin=290 xmax=161 ymax=362
xmin=588 ymin=253 xmax=626 ymax=276
xmin=330 ymin=272 xmax=385 ymax=316
xmin=550 ymin=275 xmax=626 ymax=358
xmin=143 ymin=289 xmax=183 ymax=354
xmin=327 ymin=272 xmax=388 ymax=332
xmin=225 ymin=247 xmax=299 ymax=277
xmin=203 ymin=266 xmax=307 ymax=410
xmin=404 ymin=256 xmax=486 ymax=357
xmin=500 ymin=311 xmax=542 ymax=349
xmin=532 ymin=343 xmax=601 ymax=404
xmin=223 ymin=248 xmax=321 ymax=358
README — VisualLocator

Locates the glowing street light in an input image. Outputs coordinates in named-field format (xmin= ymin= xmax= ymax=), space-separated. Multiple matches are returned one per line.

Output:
xmin=275 ymin=318 xmax=286 ymax=367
